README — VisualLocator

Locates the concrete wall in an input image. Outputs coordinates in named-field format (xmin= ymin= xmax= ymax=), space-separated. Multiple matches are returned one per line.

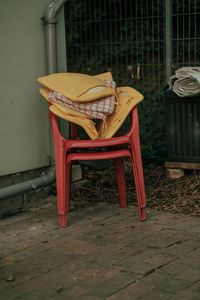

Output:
xmin=0 ymin=0 xmax=66 ymax=176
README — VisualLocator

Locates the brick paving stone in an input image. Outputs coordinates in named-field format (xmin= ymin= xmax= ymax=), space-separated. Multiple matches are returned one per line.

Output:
xmin=166 ymin=218 xmax=200 ymax=232
xmin=58 ymin=292 xmax=102 ymax=300
xmin=141 ymin=230 xmax=188 ymax=249
xmin=136 ymin=288 xmax=174 ymax=300
xmin=85 ymin=272 xmax=136 ymax=298
xmin=136 ymin=270 xmax=172 ymax=286
xmin=113 ymin=248 xmax=175 ymax=276
xmin=170 ymin=291 xmax=200 ymax=300
xmin=133 ymin=272 xmax=196 ymax=298
xmin=177 ymin=268 xmax=200 ymax=282
xmin=109 ymin=243 xmax=147 ymax=262
xmin=169 ymin=281 xmax=200 ymax=300
xmin=0 ymin=212 xmax=34 ymax=227
xmin=162 ymin=238 xmax=200 ymax=256
xmin=155 ymin=276 xmax=193 ymax=293
xmin=145 ymin=252 xmax=175 ymax=265
xmin=50 ymin=285 xmax=90 ymax=299
xmin=66 ymin=264 xmax=109 ymax=282
xmin=186 ymin=225 xmax=200 ymax=234
xmin=107 ymin=280 xmax=155 ymax=300
xmin=76 ymin=296 xmax=101 ymax=300
xmin=159 ymin=260 xmax=200 ymax=282
xmin=92 ymin=265 xmax=125 ymax=280
xmin=180 ymin=248 xmax=200 ymax=267
xmin=149 ymin=214 xmax=182 ymax=226
xmin=159 ymin=261 xmax=193 ymax=276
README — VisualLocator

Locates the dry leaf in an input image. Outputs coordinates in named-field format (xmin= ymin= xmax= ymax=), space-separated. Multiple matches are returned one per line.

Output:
xmin=56 ymin=285 xmax=63 ymax=293
xmin=6 ymin=274 xmax=14 ymax=282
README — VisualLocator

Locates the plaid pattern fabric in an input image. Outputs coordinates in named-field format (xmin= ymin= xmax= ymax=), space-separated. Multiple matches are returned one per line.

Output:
xmin=48 ymin=80 xmax=116 ymax=120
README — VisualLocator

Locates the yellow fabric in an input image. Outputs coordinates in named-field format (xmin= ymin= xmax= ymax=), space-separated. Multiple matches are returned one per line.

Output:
xmin=38 ymin=72 xmax=144 ymax=140
xmin=94 ymin=72 xmax=113 ymax=81
xmin=37 ymin=72 xmax=114 ymax=103
xmin=98 ymin=87 xmax=144 ymax=139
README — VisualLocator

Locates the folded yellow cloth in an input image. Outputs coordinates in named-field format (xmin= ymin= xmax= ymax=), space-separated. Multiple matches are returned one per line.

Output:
xmin=37 ymin=72 xmax=114 ymax=102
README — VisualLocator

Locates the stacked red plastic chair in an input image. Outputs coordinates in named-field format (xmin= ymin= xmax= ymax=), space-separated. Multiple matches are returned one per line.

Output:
xmin=38 ymin=72 xmax=146 ymax=227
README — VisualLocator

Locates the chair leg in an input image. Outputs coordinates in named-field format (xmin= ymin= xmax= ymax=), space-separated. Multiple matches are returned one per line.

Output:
xmin=130 ymin=141 xmax=146 ymax=222
xmin=59 ymin=215 xmax=67 ymax=228
xmin=55 ymin=150 xmax=68 ymax=227
xmin=65 ymin=162 xmax=72 ymax=214
xmin=114 ymin=158 xmax=127 ymax=208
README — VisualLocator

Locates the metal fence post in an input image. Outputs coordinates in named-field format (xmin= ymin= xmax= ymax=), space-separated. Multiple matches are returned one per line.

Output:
xmin=165 ymin=0 xmax=172 ymax=83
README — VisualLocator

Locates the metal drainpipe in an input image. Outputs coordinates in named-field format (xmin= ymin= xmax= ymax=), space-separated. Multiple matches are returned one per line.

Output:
xmin=0 ymin=0 xmax=68 ymax=200
xmin=0 ymin=168 xmax=56 ymax=200
xmin=44 ymin=0 xmax=68 ymax=74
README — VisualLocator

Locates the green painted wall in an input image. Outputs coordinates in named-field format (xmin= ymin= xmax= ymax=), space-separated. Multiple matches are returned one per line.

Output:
xmin=0 ymin=0 xmax=66 ymax=176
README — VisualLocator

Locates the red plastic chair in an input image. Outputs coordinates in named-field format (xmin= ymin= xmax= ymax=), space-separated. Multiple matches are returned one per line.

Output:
xmin=49 ymin=106 xmax=146 ymax=227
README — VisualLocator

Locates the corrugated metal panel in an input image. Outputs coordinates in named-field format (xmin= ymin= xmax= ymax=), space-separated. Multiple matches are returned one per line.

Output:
xmin=165 ymin=91 xmax=200 ymax=163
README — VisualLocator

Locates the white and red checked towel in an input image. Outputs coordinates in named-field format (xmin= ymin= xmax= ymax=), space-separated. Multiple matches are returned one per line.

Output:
xmin=48 ymin=80 xmax=116 ymax=119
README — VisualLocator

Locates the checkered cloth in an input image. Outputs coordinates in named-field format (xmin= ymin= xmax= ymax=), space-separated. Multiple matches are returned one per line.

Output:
xmin=48 ymin=80 xmax=116 ymax=119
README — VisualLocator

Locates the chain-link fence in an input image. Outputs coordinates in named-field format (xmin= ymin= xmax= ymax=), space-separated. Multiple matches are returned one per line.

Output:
xmin=64 ymin=0 xmax=200 ymax=145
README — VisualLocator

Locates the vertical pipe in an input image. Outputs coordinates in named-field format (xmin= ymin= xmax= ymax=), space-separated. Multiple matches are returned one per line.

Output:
xmin=188 ymin=0 xmax=191 ymax=65
xmin=140 ymin=0 xmax=144 ymax=84
xmin=45 ymin=22 xmax=58 ymax=163
xmin=176 ymin=0 xmax=178 ymax=67
xmin=194 ymin=0 xmax=197 ymax=64
xmin=45 ymin=23 xmax=57 ymax=75
xmin=135 ymin=0 xmax=138 ymax=89
xmin=119 ymin=0 xmax=123 ymax=82
xmin=165 ymin=0 xmax=172 ymax=82
xmin=182 ymin=0 xmax=184 ymax=67
xmin=44 ymin=0 xmax=68 ymax=74
xmin=114 ymin=0 xmax=118 ymax=82
xmin=109 ymin=0 xmax=112 ymax=72
xmin=151 ymin=0 xmax=155 ymax=92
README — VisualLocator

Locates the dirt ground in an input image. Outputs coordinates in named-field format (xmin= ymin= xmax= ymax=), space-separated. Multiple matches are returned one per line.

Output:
xmin=71 ymin=161 xmax=200 ymax=217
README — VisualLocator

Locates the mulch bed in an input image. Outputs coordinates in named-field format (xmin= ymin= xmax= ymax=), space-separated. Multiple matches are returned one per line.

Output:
xmin=71 ymin=160 xmax=200 ymax=217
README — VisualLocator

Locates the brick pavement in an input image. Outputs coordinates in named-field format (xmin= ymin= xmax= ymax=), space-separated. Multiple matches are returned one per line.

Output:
xmin=0 ymin=195 xmax=200 ymax=299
